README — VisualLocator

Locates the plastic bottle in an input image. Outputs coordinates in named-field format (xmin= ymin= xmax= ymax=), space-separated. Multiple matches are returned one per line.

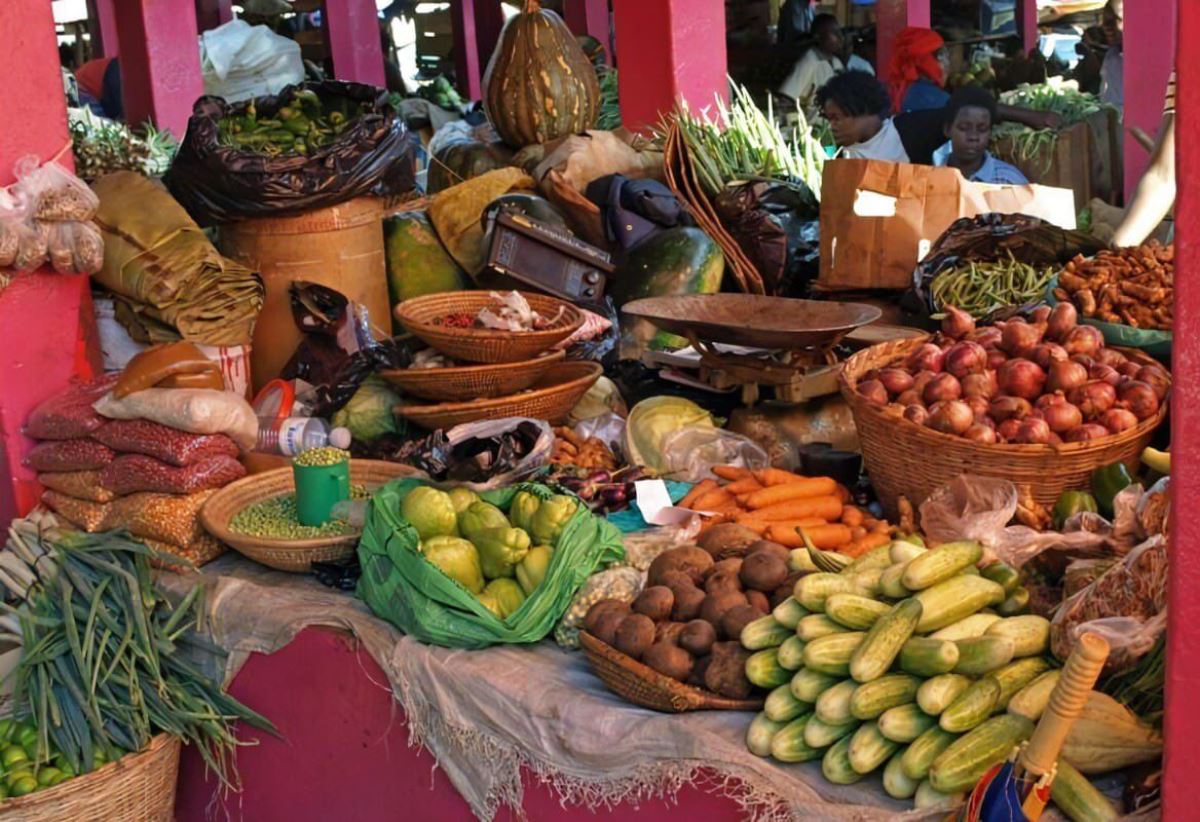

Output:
xmin=256 ymin=416 xmax=352 ymax=456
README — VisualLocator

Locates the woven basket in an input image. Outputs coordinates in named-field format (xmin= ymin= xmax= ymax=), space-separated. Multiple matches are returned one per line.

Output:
xmin=579 ymin=632 xmax=763 ymax=713
xmin=379 ymin=350 xmax=566 ymax=402
xmin=839 ymin=335 xmax=1169 ymax=517
xmin=395 ymin=361 xmax=602 ymax=430
xmin=0 ymin=734 xmax=179 ymax=822
xmin=394 ymin=291 xmax=584 ymax=363
xmin=200 ymin=460 xmax=418 ymax=572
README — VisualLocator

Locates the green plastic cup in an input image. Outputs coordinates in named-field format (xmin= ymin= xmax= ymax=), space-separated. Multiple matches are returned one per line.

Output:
xmin=293 ymin=460 xmax=350 ymax=526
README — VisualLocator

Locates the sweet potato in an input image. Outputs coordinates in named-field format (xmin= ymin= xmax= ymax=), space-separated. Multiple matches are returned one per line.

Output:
xmin=696 ymin=523 xmax=760 ymax=560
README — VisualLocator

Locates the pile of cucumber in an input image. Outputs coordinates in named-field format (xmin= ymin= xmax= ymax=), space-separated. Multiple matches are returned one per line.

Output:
xmin=739 ymin=537 xmax=1072 ymax=812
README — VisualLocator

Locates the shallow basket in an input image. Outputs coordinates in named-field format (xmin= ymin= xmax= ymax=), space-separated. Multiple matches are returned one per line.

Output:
xmin=839 ymin=335 xmax=1169 ymax=517
xmin=379 ymin=350 xmax=566 ymax=402
xmin=395 ymin=361 xmax=602 ymax=430
xmin=200 ymin=460 xmax=418 ymax=572
xmin=0 ymin=734 xmax=179 ymax=822
xmin=579 ymin=632 xmax=763 ymax=713
xmin=394 ymin=291 xmax=584 ymax=364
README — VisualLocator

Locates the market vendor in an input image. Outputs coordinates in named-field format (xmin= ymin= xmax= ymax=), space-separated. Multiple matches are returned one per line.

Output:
xmin=932 ymin=87 xmax=1029 ymax=185
xmin=817 ymin=70 xmax=910 ymax=162
xmin=1099 ymin=0 xmax=1124 ymax=109
xmin=1113 ymin=70 xmax=1176 ymax=247
xmin=886 ymin=26 xmax=951 ymax=113
xmin=778 ymin=14 xmax=848 ymax=120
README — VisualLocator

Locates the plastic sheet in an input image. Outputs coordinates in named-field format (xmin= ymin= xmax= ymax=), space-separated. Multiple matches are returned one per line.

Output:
xmin=99 ymin=453 xmax=246 ymax=495
xmin=658 ymin=427 xmax=770 ymax=483
xmin=94 ymin=420 xmax=240 ymax=467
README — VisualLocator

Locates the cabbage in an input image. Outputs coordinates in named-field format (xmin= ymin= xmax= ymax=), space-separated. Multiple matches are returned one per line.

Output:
xmin=625 ymin=396 xmax=715 ymax=473
xmin=332 ymin=377 xmax=402 ymax=442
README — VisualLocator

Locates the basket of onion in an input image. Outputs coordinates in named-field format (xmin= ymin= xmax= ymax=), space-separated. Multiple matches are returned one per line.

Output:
xmin=839 ymin=302 xmax=1170 ymax=516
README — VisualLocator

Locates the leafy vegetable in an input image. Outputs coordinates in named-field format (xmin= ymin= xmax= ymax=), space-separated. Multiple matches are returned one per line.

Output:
xmin=331 ymin=376 xmax=402 ymax=442
xmin=596 ymin=69 xmax=621 ymax=131
xmin=69 ymin=108 xmax=176 ymax=181
xmin=992 ymin=82 xmax=1115 ymax=177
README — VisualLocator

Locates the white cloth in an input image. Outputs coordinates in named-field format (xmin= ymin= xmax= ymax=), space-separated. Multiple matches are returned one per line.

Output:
xmin=846 ymin=54 xmax=875 ymax=76
xmin=1100 ymin=48 xmax=1124 ymax=109
xmin=842 ymin=118 xmax=910 ymax=163
xmin=779 ymin=50 xmax=844 ymax=117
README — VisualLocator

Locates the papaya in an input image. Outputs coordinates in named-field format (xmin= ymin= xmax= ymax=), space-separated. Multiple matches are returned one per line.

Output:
xmin=382 ymin=212 xmax=468 ymax=329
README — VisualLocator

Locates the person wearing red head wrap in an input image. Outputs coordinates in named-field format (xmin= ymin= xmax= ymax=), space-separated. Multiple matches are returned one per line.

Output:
xmin=886 ymin=27 xmax=951 ymax=113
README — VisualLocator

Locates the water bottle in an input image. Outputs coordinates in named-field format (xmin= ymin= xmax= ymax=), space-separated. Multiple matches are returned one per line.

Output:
xmin=256 ymin=416 xmax=352 ymax=457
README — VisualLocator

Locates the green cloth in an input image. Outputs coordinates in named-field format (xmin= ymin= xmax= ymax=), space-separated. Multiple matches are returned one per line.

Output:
xmin=357 ymin=479 xmax=625 ymax=649
xmin=1046 ymin=276 xmax=1171 ymax=360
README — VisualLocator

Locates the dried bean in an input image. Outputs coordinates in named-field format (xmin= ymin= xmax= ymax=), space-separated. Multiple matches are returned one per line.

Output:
xmin=39 ymin=470 xmax=116 ymax=503
xmin=24 ymin=438 xmax=115 ymax=472
xmin=293 ymin=447 xmax=349 ymax=468
xmin=24 ymin=375 xmax=117 ymax=439
xmin=42 ymin=490 xmax=116 ymax=532
xmin=110 ymin=489 xmax=216 ymax=550
xmin=99 ymin=454 xmax=246 ymax=495
xmin=94 ymin=419 xmax=239 ymax=467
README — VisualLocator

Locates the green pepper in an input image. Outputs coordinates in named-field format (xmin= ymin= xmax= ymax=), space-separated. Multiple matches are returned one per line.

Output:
xmin=1091 ymin=463 xmax=1135 ymax=517
xmin=282 ymin=114 xmax=311 ymax=136
xmin=473 ymin=526 xmax=531 ymax=579
xmin=1051 ymin=490 xmax=1098 ymax=529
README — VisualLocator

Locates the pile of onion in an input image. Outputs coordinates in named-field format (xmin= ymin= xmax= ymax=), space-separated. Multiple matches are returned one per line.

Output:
xmin=856 ymin=303 xmax=1171 ymax=445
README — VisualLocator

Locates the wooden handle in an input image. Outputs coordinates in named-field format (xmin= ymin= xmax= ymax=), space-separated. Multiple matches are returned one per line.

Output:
xmin=1019 ymin=633 xmax=1110 ymax=777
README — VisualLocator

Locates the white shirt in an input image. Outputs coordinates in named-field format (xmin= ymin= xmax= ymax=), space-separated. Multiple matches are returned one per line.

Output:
xmin=1100 ymin=49 xmax=1123 ymax=109
xmin=779 ymin=50 xmax=844 ymax=118
xmin=846 ymin=54 xmax=875 ymax=76
xmin=842 ymin=118 xmax=910 ymax=163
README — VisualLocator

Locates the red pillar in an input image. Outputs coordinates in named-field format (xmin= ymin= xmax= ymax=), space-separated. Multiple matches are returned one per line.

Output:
xmin=564 ymin=0 xmax=610 ymax=61
xmin=1122 ymin=0 xmax=1176 ymax=198
xmin=875 ymin=0 xmax=931 ymax=83
xmin=114 ymin=0 xmax=205 ymax=136
xmin=87 ymin=0 xmax=120 ymax=58
xmin=194 ymin=0 xmax=233 ymax=34
xmin=323 ymin=0 xmax=386 ymax=87
xmin=1019 ymin=0 xmax=1038 ymax=55
xmin=452 ymin=0 xmax=506 ymax=101
xmin=611 ymin=0 xmax=727 ymax=134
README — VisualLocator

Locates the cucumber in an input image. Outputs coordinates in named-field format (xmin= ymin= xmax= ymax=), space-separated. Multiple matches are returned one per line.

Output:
xmin=988 ymin=657 xmax=1053 ymax=709
xmin=985 ymin=615 xmax=1050 ymax=657
xmin=794 ymin=572 xmax=859 ymax=612
xmin=898 ymin=638 xmax=960 ymax=677
xmin=940 ymin=678 xmax=1001 ymax=733
xmin=746 ymin=711 xmax=787 ymax=757
xmin=765 ymin=684 xmax=809 ymax=722
xmin=850 ymin=674 xmax=922 ymax=720
xmin=914 ymin=780 xmax=964 ymax=810
xmin=878 ymin=562 xmax=911 ymax=598
xmin=953 ymin=636 xmax=1015 ymax=676
xmin=741 ymin=615 xmax=792 ymax=651
xmin=1050 ymin=758 xmax=1119 ymax=822
xmin=745 ymin=648 xmax=791 ymax=688
xmin=929 ymin=714 xmax=1035 ymax=793
xmin=890 ymin=539 xmax=927 ymax=564
xmin=848 ymin=721 xmax=899 ymax=774
xmin=878 ymin=703 xmax=936 ymax=743
xmin=822 ymin=735 xmax=863 ymax=784
xmin=771 ymin=596 xmax=808 ymax=630
xmin=980 ymin=561 xmax=1021 ymax=593
xmin=996 ymin=586 xmax=1030 ymax=616
xmin=883 ymin=749 xmax=920 ymax=799
xmin=790 ymin=668 xmax=840 ymax=704
xmin=787 ymin=548 xmax=819 ymax=573
xmin=850 ymin=598 xmax=921 ymax=683
xmin=929 ymin=612 xmax=1003 ymax=641
xmin=804 ymin=714 xmax=860 ymax=749
xmin=770 ymin=713 xmax=823 ymax=763
xmin=1006 ymin=670 xmax=1061 ymax=722
xmin=797 ymin=614 xmax=848 ymax=642
xmin=851 ymin=568 xmax=884 ymax=598
xmin=917 ymin=673 xmax=972 ymax=716
xmin=841 ymin=542 xmax=895 ymax=575
xmin=913 ymin=576 xmax=1006 ymax=632
xmin=825 ymin=593 xmax=890 ymax=630
xmin=901 ymin=541 xmax=983 ymax=590
xmin=815 ymin=679 xmax=859 ymax=725
xmin=802 ymin=631 xmax=866 ymax=677
xmin=901 ymin=726 xmax=959 ymax=780
xmin=777 ymin=635 xmax=806 ymax=671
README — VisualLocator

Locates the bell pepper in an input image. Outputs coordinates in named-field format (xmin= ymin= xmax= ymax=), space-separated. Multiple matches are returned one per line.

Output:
xmin=458 ymin=501 xmax=510 ymax=541
xmin=421 ymin=536 xmax=484 ymax=594
xmin=509 ymin=491 xmax=541 ymax=533
xmin=530 ymin=495 xmax=577 ymax=545
xmin=1051 ymin=490 xmax=1098 ymax=530
xmin=483 ymin=578 xmax=526 ymax=618
xmin=474 ymin=526 xmax=531 ymax=579
xmin=516 ymin=545 xmax=553 ymax=595
xmin=1091 ymin=462 xmax=1135 ymax=517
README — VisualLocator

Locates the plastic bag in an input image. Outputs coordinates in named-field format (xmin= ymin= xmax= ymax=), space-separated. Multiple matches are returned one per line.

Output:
xmin=200 ymin=20 xmax=304 ymax=103
xmin=358 ymin=480 xmax=625 ymax=649
xmin=10 ymin=221 xmax=49 ymax=272
xmin=39 ymin=471 xmax=116 ymax=504
xmin=94 ymin=420 xmax=239 ymax=467
xmin=572 ymin=412 xmax=626 ymax=447
xmin=658 ymin=427 xmax=770 ymax=483
xmin=377 ymin=418 xmax=553 ymax=491
xmin=24 ymin=376 xmax=118 ymax=440
xmin=93 ymin=389 xmax=258 ymax=451
xmin=553 ymin=566 xmax=644 ymax=649
xmin=25 ymin=439 xmax=115 ymax=472
xmin=110 ymin=490 xmax=216 ymax=550
xmin=714 ymin=180 xmax=819 ymax=295
xmin=41 ymin=490 xmax=115 ymax=531
xmin=99 ymin=454 xmax=246 ymax=495
xmin=139 ymin=533 xmax=225 ymax=571
xmin=11 ymin=156 xmax=98 ymax=222
xmin=45 ymin=220 xmax=104 ymax=275
xmin=165 ymin=81 xmax=418 ymax=225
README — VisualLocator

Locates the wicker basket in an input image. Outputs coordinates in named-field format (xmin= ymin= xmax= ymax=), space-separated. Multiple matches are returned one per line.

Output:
xmin=379 ymin=350 xmax=566 ymax=402
xmin=0 ymin=734 xmax=179 ymax=822
xmin=839 ymin=335 xmax=1169 ymax=517
xmin=200 ymin=460 xmax=418 ymax=572
xmin=579 ymin=632 xmax=763 ymax=712
xmin=394 ymin=291 xmax=584 ymax=364
xmin=395 ymin=361 xmax=602 ymax=430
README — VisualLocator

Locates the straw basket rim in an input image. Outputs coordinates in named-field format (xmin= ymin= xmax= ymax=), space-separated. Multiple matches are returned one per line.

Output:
xmin=378 ymin=349 xmax=566 ymax=401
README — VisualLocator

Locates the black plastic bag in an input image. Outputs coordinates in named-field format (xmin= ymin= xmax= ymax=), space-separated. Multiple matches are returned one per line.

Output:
xmin=714 ymin=180 xmax=819 ymax=295
xmin=166 ymin=81 xmax=418 ymax=225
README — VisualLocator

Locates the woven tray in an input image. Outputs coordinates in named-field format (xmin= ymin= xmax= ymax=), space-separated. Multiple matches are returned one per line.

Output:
xmin=395 ymin=361 xmax=602 ymax=430
xmin=0 ymin=734 xmax=179 ymax=822
xmin=379 ymin=350 xmax=566 ymax=402
xmin=394 ymin=291 xmax=584 ymax=364
xmin=200 ymin=460 xmax=419 ymax=573
xmin=579 ymin=632 xmax=763 ymax=712
xmin=839 ymin=335 xmax=1170 ymax=517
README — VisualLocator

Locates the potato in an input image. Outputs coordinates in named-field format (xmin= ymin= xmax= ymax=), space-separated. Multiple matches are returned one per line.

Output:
xmin=647 ymin=547 xmax=714 ymax=588
xmin=659 ymin=570 xmax=694 ymax=593
xmin=614 ymin=614 xmax=656 ymax=660
xmin=584 ymin=600 xmax=631 ymax=636
xmin=632 ymin=586 xmax=675 ymax=621
xmin=697 ymin=523 xmax=760 ymax=560
xmin=739 ymin=552 xmax=788 ymax=593
xmin=747 ymin=540 xmax=790 ymax=564
xmin=705 ymin=642 xmax=753 ymax=699
xmin=670 ymin=584 xmax=706 ymax=621
xmin=720 ymin=603 xmax=761 ymax=641
xmin=643 ymin=641 xmax=694 ymax=681
xmin=705 ymin=570 xmax=744 ymax=596
xmin=700 ymin=591 xmax=747 ymax=626
xmin=591 ymin=610 xmax=626 ymax=647
xmin=745 ymin=589 xmax=770 ymax=615
xmin=769 ymin=580 xmax=797 ymax=610
xmin=655 ymin=621 xmax=687 ymax=646
xmin=688 ymin=653 xmax=713 ymax=687
xmin=679 ymin=619 xmax=717 ymax=656
xmin=707 ymin=557 xmax=744 ymax=581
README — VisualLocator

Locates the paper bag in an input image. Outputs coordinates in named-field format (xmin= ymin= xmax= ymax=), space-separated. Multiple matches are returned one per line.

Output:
xmin=817 ymin=158 xmax=1076 ymax=291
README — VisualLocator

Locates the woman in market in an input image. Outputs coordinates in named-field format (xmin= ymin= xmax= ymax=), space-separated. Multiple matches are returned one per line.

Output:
xmin=817 ymin=70 xmax=910 ymax=162
xmin=932 ymin=87 xmax=1029 ymax=185
xmin=778 ymin=13 xmax=848 ymax=121
xmin=885 ymin=26 xmax=951 ymax=113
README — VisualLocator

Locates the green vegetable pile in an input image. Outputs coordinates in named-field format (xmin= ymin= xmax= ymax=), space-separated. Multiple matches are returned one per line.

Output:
xmin=68 ymin=108 xmax=176 ymax=181
xmin=293 ymin=446 xmax=350 ymax=468
xmin=0 ymin=718 xmax=87 ymax=798
xmin=930 ymin=251 xmax=1055 ymax=318
xmin=595 ymin=69 xmax=621 ymax=131
xmin=217 ymin=88 xmax=359 ymax=157
xmin=992 ymin=84 xmax=1114 ymax=177
xmin=414 ymin=75 xmax=463 ymax=110
xmin=230 ymin=485 xmax=368 ymax=540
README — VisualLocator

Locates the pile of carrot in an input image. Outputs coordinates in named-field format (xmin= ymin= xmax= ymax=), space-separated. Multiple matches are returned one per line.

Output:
xmin=678 ymin=465 xmax=893 ymax=558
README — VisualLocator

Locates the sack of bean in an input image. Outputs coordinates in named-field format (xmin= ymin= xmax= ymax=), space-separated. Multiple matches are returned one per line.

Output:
xmin=93 ymin=419 xmax=239 ymax=467
xmin=93 ymin=388 xmax=258 ymax=451
xmin=110 ymin=489 xmax=215 ymax=549
xmin=99 ymin=453 xmax=246 ymax=495
xmin=24 ymin=439 xmax=115 ymax=472
xmin=139 ymin=533 xmax=226 ymax=570
xmin=41 ymin=490 xmax=116 ymax=532
xmin=24 ymin=376 xmax=117 ymax=440
xmin=38 ymin=470 xmax=117 ymax=503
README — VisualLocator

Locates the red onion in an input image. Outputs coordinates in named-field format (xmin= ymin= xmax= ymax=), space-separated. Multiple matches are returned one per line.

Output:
xmin=927 ymin=400 xmax=974 ymax=435
xmin=966 ymin=395 xmax=991 ymax=420
xmin=1097 ymin=348 xmax=1128 ymax=369
xmin=1046 ymin=360 xmax=1088 ymax=394
xmin=986 ymin=350 xmax=1008 ymax=370
xmin=878 ymin=368 xmax=915 ymax=397
xmin=1063 ymin=325 xmax=1104 ymax=356
xmin=1136 ymin=365 xmax=1171 ymax=400
xmin=911 ymin=370 xmax=938 ymax=395
xmin=1031 ymin=343 xmax=1069 ymax=371
xmin=968 ymin=326 xmax=1004 ymax=350
xmin=1118 ymin=361 xmax=1143 ymax=378
xmin=1000 ymin=320 xmax=1042 ymax=358
xmin=1068 ymin=380 xmax=1117 ymax=418
xmin=1118 ymin=380 xmax=1160 ymax=420
xmin=961 ymin=371 xmax=998 ymax=399
xmin=862 ymin=368 xmax=881 ymax=382
xmin=997 ymin=418 xmax=1022 ymax=441
xmin=1089 ymin=363 xmax=1122 ymax=387
xmin=1030 ymin=306 xmax=1052 ymax=324
xmin=857 ymin=379 xmax=888 ymax=405
xmin=1070 ymin=354 xmax=1095 ymax=370
xmin=944 ymin=341 xmax=988 ymax=379
xmin=997 ymin=358 xmax=1047 ymax=401
xmin=1047 ymin=302 xmax=1077 ymax=342
xmin=941 ymin=305 xmax=976 ymax=340
xmin=903 ymin=405 xmax=929 ymax=426
xmin=895 ymin=389 xmax=922 ymax=407
xmin=1013 ymin=418 xmax=1053 ymax=444
xmin=923 ymin=373 xmax=963 ymax=404
xmin=1043 ymin=402 xmax=1083 ymax=434
xmin=1101 ymin=408 xmax=1139 ymax=434
xmin=963 ymin=423 xmax=997 ymax=444
xmin=906 ymin=344 xmax=945 ymax=374
xmin=1063 ymin=423 xmax=1111 ymax=443
xmin=1036 ymin=392 xmax=1066 ymax=410
xmin=989 ymin=396 xmax=1033 ymax=422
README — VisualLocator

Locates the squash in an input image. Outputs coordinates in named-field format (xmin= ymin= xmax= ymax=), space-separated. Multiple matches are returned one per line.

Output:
xmin=382 ymin=212 xmax=468 ymax=315
xmin=427 ymin=135 xmax=514 ymax=194
xmin=1061 ymin=691 xmax=1162 ymax=774
xmin=483 ymin=0 xmax=601 ymax=148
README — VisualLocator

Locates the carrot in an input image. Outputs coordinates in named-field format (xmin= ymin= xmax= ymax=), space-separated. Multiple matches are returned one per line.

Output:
xmin=724 ymin=477 xmax=764 ymax=495
xmin=835 ymin=484 xmax=852 ymax=503
xmin=712 ymin=465 xmax=751 ymax=482
xmin=735 ymin=519 xmax=770 ymax=535
xmin=742 ymin=495 xmax=843 ymax=523
xmin=745 ymin=477 xmax=839 ymax=509
xmin=840 ymin=531 xmax=892 ymax=558
xmin=679 ymin=479 xmax=717 ymax=510
xmin=754 ymin=468 xmax=808 ymax=487
xmin=841 ymin=506 xmax=864 ymax=528
xmin=768 ymin=523 xmax=852 ymax=549
xmin=850 ymin=526 xmax=868 ymax=541
xmin=692 ymin=488 xmax=733 ymax=511
xmin=871 ymin=519 xmax=892 ymax=535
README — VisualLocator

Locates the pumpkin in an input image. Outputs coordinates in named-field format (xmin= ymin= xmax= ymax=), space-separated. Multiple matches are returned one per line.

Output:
xmin=483 ymin=0 xmax=601 ymax=149
xmin=426 ymin=135 xmax=514 ymax=194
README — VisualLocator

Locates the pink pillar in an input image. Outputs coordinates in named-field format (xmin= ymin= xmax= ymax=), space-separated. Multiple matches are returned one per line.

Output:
xmin=611 ymin=0 xmax=727 ymax=134
xmin=1122 ymin=0 xmax=1176 ymax=199
xmin=452 ymin=0 xmax=506 ymax=101
xmin=87 ymin=0 xmax=120 ymax=57
xmin=875 ymin=0 xmax=930 ymax=83
xmin=564 ymin=0 xmax=610 ymax=61
xmin=114 ymin=0 xmax=205 ymax=136
xmin=194 ymin=0 xmax=233 ymax=34
xmin=323 ymin=0 xmax=386 ymax=87
xmin=1019 ymin=0 xmax=1038 ymax=55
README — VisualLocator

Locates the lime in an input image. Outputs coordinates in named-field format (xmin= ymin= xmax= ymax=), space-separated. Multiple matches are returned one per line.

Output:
xmin=36 ymin=767 xmax=61 ymax=787
xmin=4 ymin=769 xmax=32 ymax=788
xmin=9 ymin=776 xmax=37 ymax=797
xmin=2 ymin=747 xmax=28 ymax=768
xmin=0 ymin=783 xmax=8 ymax=799
xmin=16 ymin=729 xmax=37 ymax=752
xmin=47 ymin=773 xmax=68 ymax=787
xmin=0 ymin=719 xmax=14 ymax=742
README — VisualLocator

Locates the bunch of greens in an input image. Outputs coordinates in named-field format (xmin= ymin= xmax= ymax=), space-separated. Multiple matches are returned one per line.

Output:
xmin=992 ymin=83 xmax=1114 ymax=177
xmin=595 ymin=69 xmax=621 ymax=131
xmin=68 ymin=108 xmax=176 ymax=181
